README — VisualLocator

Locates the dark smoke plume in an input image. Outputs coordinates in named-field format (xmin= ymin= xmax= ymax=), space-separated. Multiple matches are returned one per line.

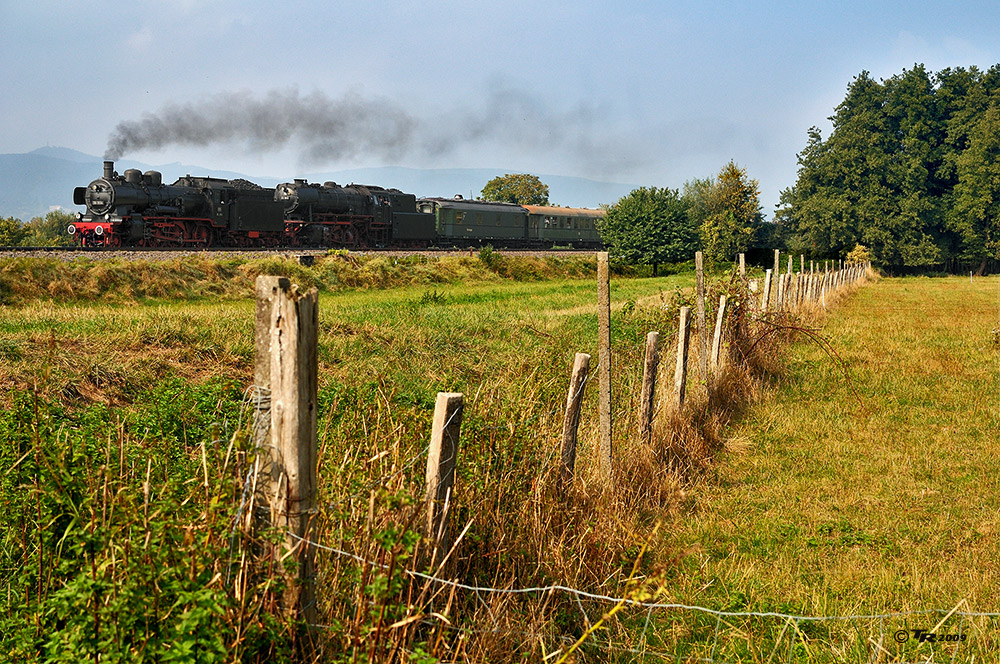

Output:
xmin=105 ymin=87 xmax=642 ymax=174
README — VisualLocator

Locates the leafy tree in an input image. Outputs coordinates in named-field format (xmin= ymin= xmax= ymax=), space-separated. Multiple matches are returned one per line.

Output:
xmin=776 ymin=64 xmax=1000 ymax=267
xmin=0 ymin=216 xmax=27 ymax=246
xmin=23 ymin=210 xmax=77 ymax=246
xmin=480 ymin=174 xmax=549 ymax=205
xmin=599 ymin=187 xmax=697 ymax=273
xmin=700 ymin=161 xmax=761 ymax=263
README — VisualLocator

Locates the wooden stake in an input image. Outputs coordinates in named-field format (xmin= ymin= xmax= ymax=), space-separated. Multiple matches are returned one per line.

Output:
xmin=426 ymin=392 xmax=464 ymax=558
xmin=710 ymin=294 xmax=727 ymax=370
xmin=560 ymin=353 xmax=590 ymax=487
xmin=761 ymin=269 xmax=773 ymax=312
xmin=638 ymin=333 xmax=659 ymax=446
xmin=773 ymin=249 xmax=780 ymax=275
xmin=673 ymin=306 xmax=692 ymax=411
xmin=695 ymin=251 xmax=708 ymax=387
xmin=597 ymin=251 xmax=612 ymax=481
xmin=739 ymin=253 xmax=746 ymax=279
xmin=259 ymin=276 xmax=319 ymax=625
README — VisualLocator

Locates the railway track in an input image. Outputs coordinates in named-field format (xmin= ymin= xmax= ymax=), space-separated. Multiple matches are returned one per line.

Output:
xmin=0 ymin=246 xmax=599 ymax=261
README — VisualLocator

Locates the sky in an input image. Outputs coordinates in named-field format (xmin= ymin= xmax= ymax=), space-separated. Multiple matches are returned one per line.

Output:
xmin=3 ymin=0 xmax=1000 ymax=215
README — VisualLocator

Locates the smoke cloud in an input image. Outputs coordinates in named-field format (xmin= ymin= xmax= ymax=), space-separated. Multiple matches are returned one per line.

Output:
xmin=104 ymin=87 xmax=642 ymax=174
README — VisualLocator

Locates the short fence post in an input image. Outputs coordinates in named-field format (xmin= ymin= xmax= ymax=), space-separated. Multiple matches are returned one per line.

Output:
xmin=560 ymin=353 xmax=590 ymax=488
xmin=638 ymin=333 xmax=659 ymax=446
xmin=673 ymin=306 xmax=693 ymax=411
xmin=695 ymin=251 xmax=708 ymax=386
xmin=426 ymin=392 xmax=464 ymax=562
xmin=739 ymin=253 xmax=746 ymax=279
xmin=256 ymin=275 xmax=319 ymax=626
xmin=597 ymin=252 xmax=612 ymax=481
xmin=710 ymin=294 xmax=727 ymax=371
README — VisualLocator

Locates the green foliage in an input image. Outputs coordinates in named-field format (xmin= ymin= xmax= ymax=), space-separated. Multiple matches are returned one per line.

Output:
xmin=845 ymin=243 xmax=872 ymax=264
xmin=600 ymin=186 xmax=698 ymax=268
xmin=0 ymin=381 xmax=293 ymax=661
xmin=0 ymin=216 xmax=28 ymax=246
xmin=698 ymin=162 xmax=761 ymax=263
xmin=778 ymin=64 xmax=1000 ymax=267
xmin=24 ymin=209 xmax=77 ymax=246
xmin=480 ymin=173 xmax=549 ymax=205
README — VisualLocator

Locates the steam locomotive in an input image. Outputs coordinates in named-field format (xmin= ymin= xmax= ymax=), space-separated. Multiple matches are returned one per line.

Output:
xmin=70 ymin=161 xmax=603 ymax=249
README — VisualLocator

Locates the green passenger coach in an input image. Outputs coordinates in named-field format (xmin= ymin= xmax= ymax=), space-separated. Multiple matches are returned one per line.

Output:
xmin=417 ymin=197 xmax=604 ymax=248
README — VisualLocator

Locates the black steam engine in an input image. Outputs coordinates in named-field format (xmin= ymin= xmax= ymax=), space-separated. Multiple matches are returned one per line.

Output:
xmin=70 ymin=161 xmax=603 ymax=249
xmin=72 ymin=161 xmax=287 ymax=247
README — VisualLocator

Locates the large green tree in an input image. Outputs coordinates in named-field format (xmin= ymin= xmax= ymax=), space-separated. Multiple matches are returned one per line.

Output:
xmin=480 ymin=174 xmax=549 ymax=205
xmin=777 ymin=64 xmax=1000 ymax=267
xmin=599 ymin=187 xmax=697 ymax=272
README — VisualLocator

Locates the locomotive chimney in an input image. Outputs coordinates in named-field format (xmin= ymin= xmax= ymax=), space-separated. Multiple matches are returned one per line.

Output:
xmin=103 ymin=161 xmax=114 ymax=179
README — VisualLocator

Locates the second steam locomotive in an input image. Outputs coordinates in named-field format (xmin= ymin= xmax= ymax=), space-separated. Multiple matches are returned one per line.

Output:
xmin=70 ymin=161 xmax=603 ymax=249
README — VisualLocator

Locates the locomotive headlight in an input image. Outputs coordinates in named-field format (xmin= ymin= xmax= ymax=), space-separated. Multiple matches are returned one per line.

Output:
xmin=67 ymin=224 xmax=76 ymax=235
xmin=95 ymin=225 xmax=104 ymax=236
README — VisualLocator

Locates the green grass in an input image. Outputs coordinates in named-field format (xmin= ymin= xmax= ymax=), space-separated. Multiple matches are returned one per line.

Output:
xmin=648 ymin=275 xmax=1000 ymax=661
xmin=1 ymin=256 xmax=700 ymax=661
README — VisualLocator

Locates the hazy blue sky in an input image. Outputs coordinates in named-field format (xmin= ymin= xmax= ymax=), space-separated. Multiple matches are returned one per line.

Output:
xmin=3 ymin=0 xmax=999 ymax=213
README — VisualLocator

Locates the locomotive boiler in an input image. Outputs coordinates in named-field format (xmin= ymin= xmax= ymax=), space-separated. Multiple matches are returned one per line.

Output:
xmin=275 ymin=179 xmax=435 ymax=247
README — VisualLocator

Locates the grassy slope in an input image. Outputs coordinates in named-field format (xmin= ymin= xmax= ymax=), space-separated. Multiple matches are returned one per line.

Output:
xmin=650 ymin=275 xmax=1000 ymax=661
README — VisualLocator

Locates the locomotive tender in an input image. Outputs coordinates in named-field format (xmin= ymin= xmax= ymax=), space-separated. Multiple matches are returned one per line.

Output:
xmin=70 ymin=161 xmax=603 ymax=249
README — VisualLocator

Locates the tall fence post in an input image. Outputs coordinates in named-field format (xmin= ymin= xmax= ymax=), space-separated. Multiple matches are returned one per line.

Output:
xmin=773 ymin=249 xmax=780 ymax=276
xmin=426 ymin=392 xmax=464 ymax=563
xmin=739 ymin=253 xmax=746 ymax=280
xmin=711 ymin=294 xmax=728 ymax=371
xmin=638 ymin=332 xmax=659 ymax=446
xmin=761 ymin=269 xmax=773 ymax=312
xmin=256 ymin=275 xmax=319 ymax=627
xmin=673 ymin=306 xmax=692 ymax=411
xmin=560 ymin=353 xmax=590 ymax=488
xmin=597 ymin=251 xmax=612 ymax=481
xmin=695 ymin=251 xmax=708 ymax=387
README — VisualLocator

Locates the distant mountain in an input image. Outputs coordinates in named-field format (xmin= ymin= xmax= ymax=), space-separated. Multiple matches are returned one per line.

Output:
xmin=0 ymin=148 xmax=637 ymax=220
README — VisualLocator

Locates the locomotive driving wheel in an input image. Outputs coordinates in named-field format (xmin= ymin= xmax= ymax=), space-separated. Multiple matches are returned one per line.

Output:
xmin=188 ymin=224 xmax=212 ymax=247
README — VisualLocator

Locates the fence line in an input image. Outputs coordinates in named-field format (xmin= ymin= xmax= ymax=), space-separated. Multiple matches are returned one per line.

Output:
xmin=292 ymin=530 xmax=1000 ymax=622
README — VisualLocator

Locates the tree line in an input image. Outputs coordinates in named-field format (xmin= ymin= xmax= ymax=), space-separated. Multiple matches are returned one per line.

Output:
xmin=598 ymin=161 xmax=766 ymax=273
xmin=0 ymin=210 xmax=76 ymax=247
xmin=777 ymin=64 xmax=1000 ymax=269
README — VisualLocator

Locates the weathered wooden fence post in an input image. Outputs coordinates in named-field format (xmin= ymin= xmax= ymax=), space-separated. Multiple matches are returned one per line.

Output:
xmin=560 ymin=353 xmax=590 ymax=488
xmin=426 ymin=392 xmax=464 ymax=562
xmin=773 ymin=249 xmax=780 ymax=276
xmin=597 ymin=251 xmax=612 ymax=480
xmin=761 ymin=269 xmax=773 ymax=312
xmin=673 ymin=306 xmax=692 ymax=411
xmin=695 ymin=251 xmax=708 ymax=386
xmin=739 ymin=253 xmax=746 ymax=280
xmin=638 ymin=333 xmax=659 ymax=446
xmin=711 ymin=294 xmax=727 ymax=371
xmin=255 ymin=275 xmax=319 ymax=627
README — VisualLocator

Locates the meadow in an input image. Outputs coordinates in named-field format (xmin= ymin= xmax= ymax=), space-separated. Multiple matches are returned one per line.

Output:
xmin=2 ymin=252 xmax=995 ymax=662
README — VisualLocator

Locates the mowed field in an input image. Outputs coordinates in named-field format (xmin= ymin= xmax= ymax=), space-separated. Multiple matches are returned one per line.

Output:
xmin=651 ymin=275 xmax=1000 ymax=662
